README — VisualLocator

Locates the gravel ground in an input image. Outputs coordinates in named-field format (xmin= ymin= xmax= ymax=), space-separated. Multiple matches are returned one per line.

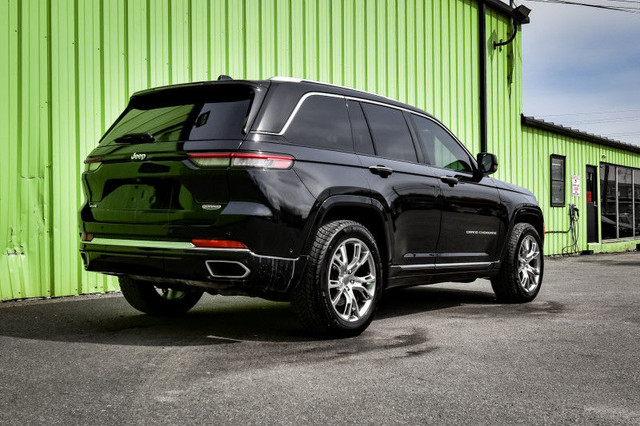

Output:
xmin=0 ymin=251 xmax=638 ymax=425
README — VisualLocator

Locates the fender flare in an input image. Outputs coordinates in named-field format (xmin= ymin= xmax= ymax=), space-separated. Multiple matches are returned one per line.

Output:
xmin=301 ymin=195 xmax=394 ymax=263
xmin=498 ymin=205 xmax=545 ymax=261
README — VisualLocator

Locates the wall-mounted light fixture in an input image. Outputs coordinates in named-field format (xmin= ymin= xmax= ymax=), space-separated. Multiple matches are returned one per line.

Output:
xmin=493 ymin=5 xmax=531 ymax=49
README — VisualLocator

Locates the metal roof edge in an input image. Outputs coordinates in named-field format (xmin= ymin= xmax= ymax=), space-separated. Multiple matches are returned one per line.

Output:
xmin=521 ymin=114 xmax=640 ymax=155
xmin=483 ymin=0 xmax=529 ymax=23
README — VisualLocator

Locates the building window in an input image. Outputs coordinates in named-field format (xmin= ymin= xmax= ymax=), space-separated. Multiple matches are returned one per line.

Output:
xmin=635 ymin=169 xmax=640 ymax=238
xmin=600 ymin=163 xmax=640 ymax=240
xmin=550 ymin=155 xmax=565 ymax=207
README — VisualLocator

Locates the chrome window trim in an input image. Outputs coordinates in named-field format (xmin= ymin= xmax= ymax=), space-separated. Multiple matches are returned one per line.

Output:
xmin=252 ymin=89 xmax=477 ymax=170
xmin=256 ymin=92 xmax=345 ymax=136
xmin=269 ymin=76 xmax=402 ymax=105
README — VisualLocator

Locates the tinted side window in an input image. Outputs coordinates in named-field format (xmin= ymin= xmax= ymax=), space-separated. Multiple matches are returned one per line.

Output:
xmin=346 ymin=100 xmax=375 ymax=155
xmin=410 ymin=114 xmax=473 ymax=172
xmin=284 ymin=95 xmax=353 ymax=151
xmin=361 ymin=103 xmax=417 ymax=163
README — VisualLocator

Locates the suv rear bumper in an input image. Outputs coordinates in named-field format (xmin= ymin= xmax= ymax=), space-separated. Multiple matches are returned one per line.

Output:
xmin=80 ymin=238 xmax=306 ymax=294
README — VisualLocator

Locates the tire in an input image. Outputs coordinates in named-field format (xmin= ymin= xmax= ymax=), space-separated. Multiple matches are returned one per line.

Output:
xmin=491 ymin=223 xmax=544 ymax=303
xmin=119 ymin=276 xmax=203 ymax=315
xmin=292 ymin=220 xmax=383 ymax=337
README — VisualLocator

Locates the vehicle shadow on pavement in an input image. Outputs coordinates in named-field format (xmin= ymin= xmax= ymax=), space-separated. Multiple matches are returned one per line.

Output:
xmin=377 ymin=286 xmax=497 ymax=320
xmin=0 ymin=285 xmax=498 ymax=346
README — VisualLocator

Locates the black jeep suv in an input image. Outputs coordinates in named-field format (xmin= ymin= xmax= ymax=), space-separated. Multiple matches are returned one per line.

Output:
xmin=80 ymin=76 xmax=544 ymax=336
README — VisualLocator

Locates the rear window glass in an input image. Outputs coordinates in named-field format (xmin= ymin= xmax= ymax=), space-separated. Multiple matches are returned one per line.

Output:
xmin=361 ymin=103 xmax=417 ymax=163
xmin=102 ymin=89 xmax=253 ymax=143
xmin=284 ymin=95 xmax=353 ymax=152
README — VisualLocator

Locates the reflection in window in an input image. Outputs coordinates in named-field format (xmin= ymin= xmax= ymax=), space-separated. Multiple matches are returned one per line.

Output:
xmin=362 ymin=103 xmax=417 ymax=163
xmin=409 ymin=114 xmax=472 ymax=172
xmin=600 ymin=164 xmax=617 ymax=239
xmin=635 ymin=170 xmax=640 ymax=238
xmin=618 ymin=168 xmax=633 ymax=238
xmin=600 ymin=163 xmax=640 ymax=240
xmin=550 ymin=156 xmax=565 ymax=207
xmin=285 ymin=96 xmax=352 ymax=152
xmin=103 ymin=97 xmax=252 ymax=143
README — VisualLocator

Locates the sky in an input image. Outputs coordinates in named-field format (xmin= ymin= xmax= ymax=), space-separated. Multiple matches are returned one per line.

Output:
xmin=516 ymin=0 xmax=640 ymax=146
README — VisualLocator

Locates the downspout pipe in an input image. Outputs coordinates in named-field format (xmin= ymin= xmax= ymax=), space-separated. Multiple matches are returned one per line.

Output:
xmin=478 ymin=1 xmax=530 ymax=153
xmin=479 ymin=0 xmax=487 ymax=154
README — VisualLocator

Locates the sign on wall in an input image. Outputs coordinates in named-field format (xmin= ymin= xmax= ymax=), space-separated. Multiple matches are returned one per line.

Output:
xmin=572 ymin=175 xmax=581 ymax=197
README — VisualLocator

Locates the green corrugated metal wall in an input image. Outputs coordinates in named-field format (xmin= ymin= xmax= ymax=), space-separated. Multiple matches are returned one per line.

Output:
xmin=1 ymin=0 xmax=639 ymax=301
xmin=519 ymin=126 xmax=640 ymax=256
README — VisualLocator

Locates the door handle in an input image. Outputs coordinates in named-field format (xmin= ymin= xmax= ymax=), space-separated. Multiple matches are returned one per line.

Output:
xmin=369 ymin=165 xmax=393 ymax=178
xmin=440 ymin=175 xmax=459 ymax=186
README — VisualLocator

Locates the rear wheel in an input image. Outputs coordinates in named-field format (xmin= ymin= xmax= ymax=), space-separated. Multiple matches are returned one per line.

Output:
xmin=292 ymin=220 xmax=383 ymax=337
xmin=491 ymin=223 xmax=543 ymax=303
xmin=119 ymin=276 xmax=203 ymax=315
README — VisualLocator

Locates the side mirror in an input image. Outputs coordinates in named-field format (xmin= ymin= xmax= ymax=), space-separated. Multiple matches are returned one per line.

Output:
xmin=476 ymin=153 xmax=498 ymax=178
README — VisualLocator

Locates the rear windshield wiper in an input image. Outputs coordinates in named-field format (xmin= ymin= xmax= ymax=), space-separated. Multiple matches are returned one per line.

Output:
xmin=114 ymin=132 xmax=155 ymax=144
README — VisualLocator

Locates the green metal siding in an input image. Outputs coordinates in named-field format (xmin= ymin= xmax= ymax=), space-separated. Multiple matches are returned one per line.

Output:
xmin=1 ymin=0 xmax=639 ymax=300
xmin=486 ymin=9 xmax=523 ymax=187
xmin=1 ymin=0 xmax=486 ymax=300
xmin=482 ymin=8 xmax=640 ymax=255
xmin=520 ymin=125 xmax=640 ymax=255
xmin=1 ymin=0 xmax=54 ymax=300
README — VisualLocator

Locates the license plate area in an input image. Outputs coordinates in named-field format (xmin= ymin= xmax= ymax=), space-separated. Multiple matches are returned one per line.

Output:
xmin=101 ymin=179 xmax=181 ymax=211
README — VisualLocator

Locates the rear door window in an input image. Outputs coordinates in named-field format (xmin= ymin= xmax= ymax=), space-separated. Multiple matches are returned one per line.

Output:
xmin=102 ymin=89 xmax=253 ymax=143
xmin=361 ymin=103 xmax=417 ymax=163
xmin=410 ymin=114 xmax=473 ymax=172
xmin=284 ymin=95 xmax=353 ymax=152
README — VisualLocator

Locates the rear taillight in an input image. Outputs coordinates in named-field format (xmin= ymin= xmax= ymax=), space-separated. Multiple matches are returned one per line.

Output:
xmin=188 ymin=152 xmax=294 ymax=169
xmin=84 ymin=157 xmax=102 ymax=172
xmin=231 ymin=153 xmax=294 ymax=169
xmin=192 ymin=239 xmax=248 ymax=249
xmin=188 ymin=153 xmax=231 ymax=168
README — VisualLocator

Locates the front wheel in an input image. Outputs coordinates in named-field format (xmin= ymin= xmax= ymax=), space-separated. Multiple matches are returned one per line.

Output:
xmin=292 ymin=220 xmax=383 ymax=337
xmin=119 ymin=276 xmax=203 ymax=315
xmin=491 ymin=223 xmax=544 ymax=303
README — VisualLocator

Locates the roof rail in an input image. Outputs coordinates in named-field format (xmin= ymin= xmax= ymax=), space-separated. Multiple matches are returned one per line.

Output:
xmin=269 ymin=76 xmax=401 ymax=105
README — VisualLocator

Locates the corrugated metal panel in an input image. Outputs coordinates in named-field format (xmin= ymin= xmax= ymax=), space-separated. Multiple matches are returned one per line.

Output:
xmin=1 ymin=0 xmax=54 ymax=300
xmin=521 ymin=125 xmax=640 ymax=255
xmin=486 ymin=9 xmax=523 ymax=187
xmin=1 ymin=0 xmax=484 ymax=300
xmin=484 ymin=9 xmax=640 ymax=255
xmin=2 ymin=0 xmax=639 ymax=300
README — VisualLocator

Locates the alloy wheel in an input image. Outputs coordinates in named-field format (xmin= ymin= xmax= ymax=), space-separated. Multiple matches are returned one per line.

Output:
xmin=327 ymin=238 xmax=377 ymax=322
xmin=517 ymin=235 xmax=541 ymax=294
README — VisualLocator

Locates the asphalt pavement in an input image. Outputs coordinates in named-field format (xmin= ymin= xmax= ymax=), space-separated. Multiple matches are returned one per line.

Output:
xmin=0 ymin=252 xmax=638 ymax=425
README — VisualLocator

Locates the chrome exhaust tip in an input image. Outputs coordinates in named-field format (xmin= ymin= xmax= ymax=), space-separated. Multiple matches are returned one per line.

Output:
xmin=205 ymin=260 xmax=251 ymax=279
